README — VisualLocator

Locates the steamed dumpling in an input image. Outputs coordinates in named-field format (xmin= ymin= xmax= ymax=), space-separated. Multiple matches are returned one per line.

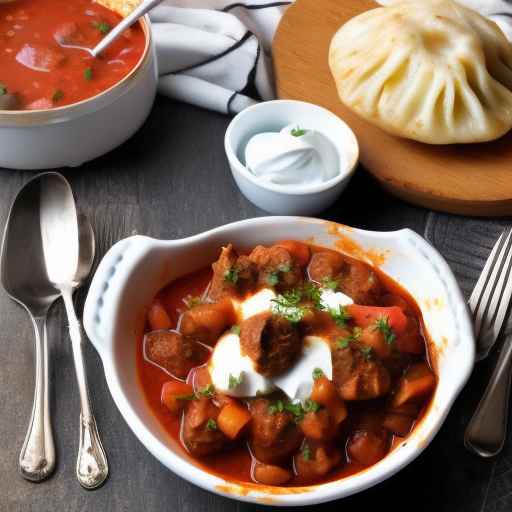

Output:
xmin=329 ymin=0 xmax=512 ymax=144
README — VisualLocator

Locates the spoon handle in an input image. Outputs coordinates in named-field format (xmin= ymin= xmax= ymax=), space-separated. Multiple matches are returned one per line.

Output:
xmin=62 ymin=289 xmax=108 ymax=489
xmin=91 ymin=0 xmax=163 ymax=57
xmin=19 ymin=315 xmax=55 ymax=481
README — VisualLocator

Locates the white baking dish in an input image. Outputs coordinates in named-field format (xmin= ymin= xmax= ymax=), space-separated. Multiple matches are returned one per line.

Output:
xmin=83 ymin=216 xmax=475 ymax=506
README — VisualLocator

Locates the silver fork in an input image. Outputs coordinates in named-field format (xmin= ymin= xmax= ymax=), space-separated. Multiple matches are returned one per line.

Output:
xmin=464 ymin=227 xmax=512 ymax=457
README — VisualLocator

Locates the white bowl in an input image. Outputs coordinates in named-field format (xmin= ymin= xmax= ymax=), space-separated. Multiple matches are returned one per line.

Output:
xmin=83 ymin=217 xmax=474 ymax=506
xmin=0 ymin=17 xmax=157 ymax=170
xmin=224 ymin=100 xmax=359 ymax=215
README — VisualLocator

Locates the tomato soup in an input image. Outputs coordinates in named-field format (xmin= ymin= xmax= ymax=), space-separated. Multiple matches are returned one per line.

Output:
xmin=0 ymin=0 xmax=146 ymax=110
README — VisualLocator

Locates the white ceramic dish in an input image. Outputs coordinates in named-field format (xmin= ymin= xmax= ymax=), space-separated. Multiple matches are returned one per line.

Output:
xmin=83 ymin=216 xmax=474 ymax=506
xmin=225 ymin=100 xmax=359 ymax=215
xmin=0 ymin=17 xmax=157 ymax=170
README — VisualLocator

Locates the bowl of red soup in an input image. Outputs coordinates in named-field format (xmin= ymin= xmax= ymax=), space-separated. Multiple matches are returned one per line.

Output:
xmin=0 ymin=0 xmax=156 ymax=169
xmin=83 ymin=217 xmax=475 ymax=505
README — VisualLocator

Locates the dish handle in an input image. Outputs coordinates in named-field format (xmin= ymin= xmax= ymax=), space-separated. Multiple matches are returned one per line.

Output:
xmin=83 ymin=235 xmax=155 ymax=357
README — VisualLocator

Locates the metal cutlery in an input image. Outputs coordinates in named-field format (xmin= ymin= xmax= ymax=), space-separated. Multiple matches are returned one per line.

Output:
xmin=464 ymin=227 xmax=512 ymax=457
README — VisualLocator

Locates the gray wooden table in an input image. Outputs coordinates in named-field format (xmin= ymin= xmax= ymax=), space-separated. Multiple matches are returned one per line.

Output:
xmin=1 ymin=98 xmax=510 ymax=512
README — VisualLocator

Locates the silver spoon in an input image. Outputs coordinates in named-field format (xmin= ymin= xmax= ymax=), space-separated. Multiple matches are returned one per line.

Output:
xmin=90 ymin=0 xmax=163 ymax=57
xmin=38 ymin=174 xmax=108 ymax=489
xmin=1 ymin=173 xmax=60 ymax=482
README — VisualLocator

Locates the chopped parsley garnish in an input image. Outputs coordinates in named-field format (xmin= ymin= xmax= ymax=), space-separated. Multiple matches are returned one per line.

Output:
xmin=52 ymin=89 xmax=64 ymax=102
xmin=230 ymin=324 xmax=241 ymax=335
xmin=206 ymin=419 xmax=217 ymax=431
xmin=303 ymin=399 xmax=320 ymax=414
xmin=374 ymin=316 xmax=396 ymax=345
xmin=278 ymin=262 xmax=291 ymax=273
xmin=337 ymin=326 xmax=362 ymax=349
xmin=360 ymin=346 xmax=373 ymax=361
xmin=303 ymin=282 xmax=323 ymax=310
xmin=312 ymin=368 xmax=324 ymax=380
xmin=329 ymin=305 xmax=351 ymax=327
xmin=84 ymin=67 xmax=93 ymax=81
xmin=266 ymin=271 xmax=280 ymax=286
xmin=284 ymin=401 xmax=304 ymax=419
xmin=291 ymin=126 xmax=307 ymax=137
xmin=302 ymin=444 xmax=312 ymax=460
xmin=337 ymin=338 xmax=350 ymax=349
xmin=322 ymin=277 xmax=338 ymax=290
xmin=197 ymin=384 xmax=215 ymax=398
xmin=228 ymin=373 xmax=243 ymax=389
xmin=268 ymin=400 xmax=285 ymax=415
xmin=175 ymin=393 xmax=197 ymax=401
xmin=184 ymin=295 xmax=202 ymax=309
xmin=92 ymin=21 xmax=112 ymax=34
xmin=0 ymin=83 xmax=7 ymax=96
xmin=224 ymin=267 xmax=239 ymax=284
xmin=271 ymin=289 xmax=307 ymax=323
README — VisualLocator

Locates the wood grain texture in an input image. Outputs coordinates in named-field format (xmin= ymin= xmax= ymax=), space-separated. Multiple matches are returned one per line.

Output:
xmin=0 ymin=96 xmax=507 ymax=512
xmin=273 ymin=0 xmax=512 ymax=217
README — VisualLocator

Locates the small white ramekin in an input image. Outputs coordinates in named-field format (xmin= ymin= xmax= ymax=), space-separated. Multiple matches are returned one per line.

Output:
xmin=224 ymin=100 xmax=359 ymax=215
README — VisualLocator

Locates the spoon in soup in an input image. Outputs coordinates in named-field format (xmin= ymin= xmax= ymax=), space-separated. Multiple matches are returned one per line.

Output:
xmin=89 ymin=0 xmax=163 ymax=57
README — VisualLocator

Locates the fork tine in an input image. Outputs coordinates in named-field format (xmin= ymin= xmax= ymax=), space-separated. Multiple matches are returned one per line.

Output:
xmin=470 ymin=227 xmax=512 ymax=357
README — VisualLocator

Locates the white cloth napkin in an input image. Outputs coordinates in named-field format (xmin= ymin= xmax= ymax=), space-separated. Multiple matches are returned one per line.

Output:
xmin=149 ymin=1 xmax=291 ymax=114
xmin=151 ymin=0 xmax=512 ymax=115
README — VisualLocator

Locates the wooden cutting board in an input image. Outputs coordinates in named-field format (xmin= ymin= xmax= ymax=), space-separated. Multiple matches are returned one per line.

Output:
xmin=273 ymin=0 xmax=512 ymax=217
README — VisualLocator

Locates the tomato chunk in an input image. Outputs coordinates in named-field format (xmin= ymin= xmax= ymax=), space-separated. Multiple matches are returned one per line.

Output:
xmin=348 ymin=304 xmax=407 ymax=334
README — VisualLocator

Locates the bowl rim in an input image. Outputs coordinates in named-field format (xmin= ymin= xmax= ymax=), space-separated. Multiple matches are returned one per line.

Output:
xmin=83 ymin=216 xmax=475 ymax=506
xmin=224 ymin=100 xmax=360 ymax=196
xmin=0 ymin=15 xmax=152 ymax=124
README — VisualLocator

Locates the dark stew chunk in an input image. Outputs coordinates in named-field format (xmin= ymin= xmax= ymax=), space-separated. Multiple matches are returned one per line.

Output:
xmin=182 ymin=398 xmax=226 ymax=456
xmin=240 ymin=312 xmax=302 ymax=377
xmin=294 ymin=441 xmax=342 ymax=483
xmin=332 ymin=344 xmax=391 ymax=400
xmin=249 ymin=399 xmax=303 ymax=464
xmin=144 ymin=330 xmax=208 ymax=379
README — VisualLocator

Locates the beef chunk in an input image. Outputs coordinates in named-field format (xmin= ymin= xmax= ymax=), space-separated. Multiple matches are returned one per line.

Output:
xmin=332 ymin=344 xmax=391 ymax=400
xmin=179 ymin=298 xmax=236 ymax=345
xmin=248 ymin=399 xmax=303 ymax=464
xmin=240 ymin=312 xmax=302 ymax=377
xmin=182 ymin=398 xmax=226 ymax=456
xmin=248 ymin=245 xmax=302 ymax=291
xmin=144 ymin=330 xmax=208 ymax=379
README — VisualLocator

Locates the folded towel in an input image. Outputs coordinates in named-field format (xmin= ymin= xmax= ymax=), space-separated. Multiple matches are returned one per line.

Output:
xmin=151 ymin=0 xmax=512 ymax=114
xmin=149 ymin=1 xmax=291 ymax=114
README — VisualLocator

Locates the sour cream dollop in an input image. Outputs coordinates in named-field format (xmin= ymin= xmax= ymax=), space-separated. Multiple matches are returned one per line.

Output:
xmin=244 ymin=124 xmax=341 ymax=189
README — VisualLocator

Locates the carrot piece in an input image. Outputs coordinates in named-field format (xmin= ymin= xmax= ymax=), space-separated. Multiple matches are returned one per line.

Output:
xmin=347 ymin=304 xmax=408 ymax=334
xmin=347 ymin=430 xmax=389 ymax=466
xmin=311 ymin=376 xmax=347 ymax=425
xmin=392 ymin=362 xmax=436 ymax=407
xmin=147 ymin=299 xmax=172 ymax=331
xmin=253 ymin=463 xmax=292 ymax=486
xmin=161 ymin=381 xmax=194 ymax=415
xmin=217 ymin=401 xmax=252 ymax=440
xmin=276 ymin=240 xmax=311 ymax=267
xmin=382 ymin=413 xmax=415 ymax=437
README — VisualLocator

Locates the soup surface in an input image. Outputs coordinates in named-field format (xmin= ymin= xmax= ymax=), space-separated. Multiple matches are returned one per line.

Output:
xmin=0 ymin=0 xmax=145 ymax=110
xmin=137 ymin=241 xmax=436 ymax=487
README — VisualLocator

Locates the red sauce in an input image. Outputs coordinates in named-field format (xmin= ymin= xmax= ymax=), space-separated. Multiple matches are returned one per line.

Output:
xmin=136 ymin=244 xmax=436 ymax=487
xmin=0 ymin=0 xmax=146 ymax=110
